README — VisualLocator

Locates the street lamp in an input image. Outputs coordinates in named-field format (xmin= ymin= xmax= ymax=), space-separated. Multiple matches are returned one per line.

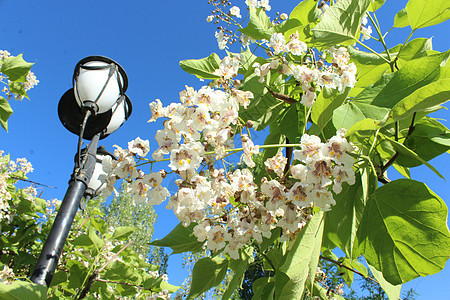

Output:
xmin=30 ymin=56 xmax=132 ymax=287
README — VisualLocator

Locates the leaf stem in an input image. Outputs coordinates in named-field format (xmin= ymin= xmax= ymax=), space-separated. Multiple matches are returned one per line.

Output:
xmin=355 ymin=39 xmax=390 ymax=64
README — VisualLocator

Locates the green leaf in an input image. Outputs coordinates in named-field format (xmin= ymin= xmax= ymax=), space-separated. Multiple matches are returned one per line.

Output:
xmin=187 ymin=257 xmax=228 ymax=299
xmin=405 ymin=0 xmax=450 ymax=29
xmin=0 ymin=281 xmax=47 ymax=300
xmin=354 ymin=51 xmax=450 ymax=108
xmin=368 ymin=0 xmax=386 ymax=11
xmin=239 ymin=74 xmax=284 ymax=131
xmin=112 ymin=226 xmax=136 ymax=241
xmin=239 ymin=6 xmax=273 ymax=40
xmin=395 ymin=118 xmax=450 ymax=167
xmin=357 ymin=179 xmax=450 ymax=285
xmin=312 ymin=0 xmax=372 ymax=47
xmin=389 ymin=78 xmax=450 ymax=123
xmin=88 ymin=226 xmax=104 ymax=251
xmin=289 ymin=0 xmax=320 ymax=25
xmin=397 ymin=38 xmax=433 ymax=61
xmin=367 ymin=263 xmax=401 ymax=300
xmin=277 ymin=104 xmax=300 ymax=143
xmin=222 ymin=247 xmax=254 ymax=300
xmin=71 ymin=234 xmax=94 ymax=247
xmin=0 ymin=54 xmax=34 ymax=82
xmin=103 ymin=260 xmax=141 ymax=284
xmin=323 ymin=175 xmax=368 ymax=257
xmin=0 ymin=97 xmax=13 ymax=131
xmin=9 ymin=82 xmax=28 ymax=99
xmin=394 ymin=8 xmax=409 ymax=28
xmin=253 ymin=277 xmax=276 ymax=299
xmin=275 ymin=211 xmax=324 ymax=299
xmin=150 ymin=222 xmax=204 ymax=254
xmin=382 ymin=134 xmax=444 ymax=178
xmin=179 ymin=53 xmax=221 ymax=79
xmin=312 ymin=87 xmax=350 ymax=131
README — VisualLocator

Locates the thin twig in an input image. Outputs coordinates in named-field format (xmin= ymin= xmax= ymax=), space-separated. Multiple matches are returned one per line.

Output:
xmin=319 ymin=255 xmax=379 ymax=285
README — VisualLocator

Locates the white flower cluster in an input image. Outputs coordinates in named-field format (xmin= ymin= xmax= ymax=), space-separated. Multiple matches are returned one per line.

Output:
xmin=360 ymin=14 xmax=372 ymax=41
xmin=165 ymin=128 xmax=355 ymax=259
xmin=245 ymin=0 xmax=271 ymax=11
xmin=0 ymin=151 xmax=35 ymax=223
xmin=0 ymin=265 xmax=15 ymax=284
xmin=98 ymin=137 xmax=170 ymax=206
xmin=0 ymin=50 xmax=39 ymax=101
xmin=254 ymin=34 xmax=357 ymax=107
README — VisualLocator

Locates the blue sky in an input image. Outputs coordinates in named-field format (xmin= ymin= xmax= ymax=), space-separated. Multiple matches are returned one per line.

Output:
xmin=1 ymin=0 xmax=449 ymax=298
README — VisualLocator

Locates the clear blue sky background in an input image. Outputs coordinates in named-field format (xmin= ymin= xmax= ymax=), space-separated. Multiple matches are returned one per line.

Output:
xmin=1 ymin=0 xmax=449 ymax=298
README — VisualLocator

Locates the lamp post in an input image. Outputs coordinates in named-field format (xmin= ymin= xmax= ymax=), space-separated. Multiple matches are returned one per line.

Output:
xmin=30 ymin=56 xmax=132 ymax=287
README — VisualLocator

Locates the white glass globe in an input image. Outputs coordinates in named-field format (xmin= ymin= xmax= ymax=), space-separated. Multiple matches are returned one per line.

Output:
xmin=74 ymin=61 xmax=124 ymax=114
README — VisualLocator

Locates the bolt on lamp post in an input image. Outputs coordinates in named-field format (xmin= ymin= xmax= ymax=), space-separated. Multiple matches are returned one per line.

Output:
xmin=30 ymin=56 xmax=132 ymax=287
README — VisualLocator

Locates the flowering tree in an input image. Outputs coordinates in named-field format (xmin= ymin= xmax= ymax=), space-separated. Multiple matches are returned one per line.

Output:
xmin=95 ymin=0 xmax=450 ymax=299
xmin=2 ymin=0 xmax=450 ymax=299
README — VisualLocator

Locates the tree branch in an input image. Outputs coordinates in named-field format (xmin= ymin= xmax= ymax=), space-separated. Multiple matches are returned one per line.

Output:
xmin=265 ymin=86 xmax=297 ymax=104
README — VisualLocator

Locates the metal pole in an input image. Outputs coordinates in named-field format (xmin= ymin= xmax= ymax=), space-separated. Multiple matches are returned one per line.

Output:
xmin=31 ymin=133 xmax=100 ymax=286
xmin=30 ymin=180 xmax=87 ymax=286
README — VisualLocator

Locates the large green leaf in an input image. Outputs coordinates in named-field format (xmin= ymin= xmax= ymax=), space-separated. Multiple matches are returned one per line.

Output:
xmin=356 ymin=179 xmax=450 ymax=285
xmin=0 ymin=281 xmax=46 ymax=300
xmin=354 ymin=51 xmax=450 ymax=108
xmin=312 ymin=0 xmax=371 ymax=47
xmin=389 ymin=78 xmax=450 ymax=123
xmin=275 ymin=211 xmax=324 ymax=299
xmin=0 ymin=97 xmax=13 ymax=131
xmin=368 ymin=0 xmax=386 ymax=12
xmin=179 ymin=53 xmax=221 ymax=79
xmin=0 ymin=54 xmax=34 ymax=82
xmin=311 ymin=87 xmax=350 ymax=131
xmin=253 ymin=277 xmax=276 ymax=299
xmin=332 ymin=101 xmax=389 ymax=131
xmin=150 ymin=222 xmax=204 ymax=254
xmin=289 ymin=0 xmax=320 ymax=25
xmin=395 ymin=118 xmax=450 ymax=167
xmin=405 ymin=0 xmax=450 ymax=29
xmin=187 ymin=257 xmax=228 ymax=299
xmin=239 ymin=6 xmax=273 ymax=40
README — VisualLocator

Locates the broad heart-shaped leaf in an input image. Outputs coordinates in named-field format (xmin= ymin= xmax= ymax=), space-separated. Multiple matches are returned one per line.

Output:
xmin=397 ymin=38 xmax=433 ymax=62
xmin=0 ymin=281 xmax=47 ymax=300
xmin=150 ymin=222 xmax=204 ymax=254
xmin=187 ymin=257 xmax=228 ymax=299
xmin=0 ymin=54 xmax=34 ymax=82
xmin=394 ymin=8 xmax=409 ymax=28
xmin=0 ymin=97 xmax=13 ymax=131
xmin=312 ymin=0 xmax=371 ymax=47
xmin=239 ymin=6 xmax=273 ymax=40
xmin=332 ymin=101 xmax=389 ymax=131
xmin=389 ymin=78 xmax=450 ymax=123
xmin=312 ymin=87 xmax=350 ymax=131
xmin=275 ymin=211 xmax=324 ymax=300
xmin=354 ymin=51 xmax=450 ymax=108
xmin=179 ymin=53 xmax=221 ymax=79
xmin=356 ymin=179 xmax=450 ymax=285
xmin=405 ymin=0 xmax=450 ymax=29
xmin=284 ymin=0 xmax=320 ymax=41
xmin=395 ymin=117 xmax=450 ymax=167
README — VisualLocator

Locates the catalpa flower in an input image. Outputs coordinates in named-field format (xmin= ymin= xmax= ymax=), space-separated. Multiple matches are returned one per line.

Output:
xmin=128 ymin=137 xmax=150 ymax=157
xmin=269 ymin=33 xmax=286 ymax=55
xmin=168 ymin=142 xmax=204 ymax=172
